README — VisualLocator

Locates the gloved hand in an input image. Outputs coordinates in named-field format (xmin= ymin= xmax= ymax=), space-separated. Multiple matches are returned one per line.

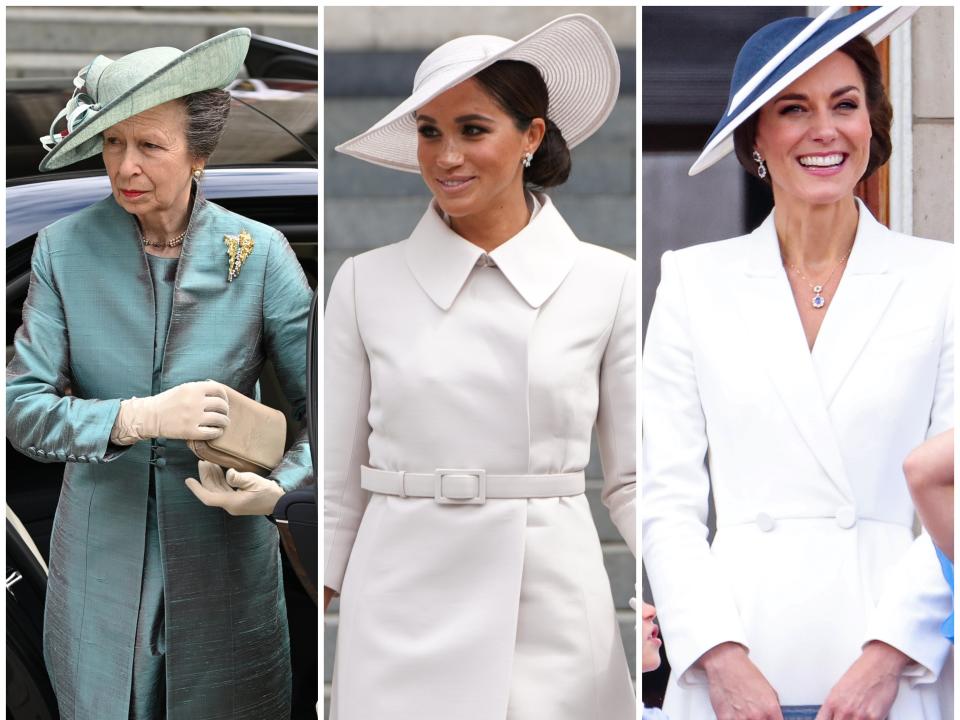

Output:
xmin=111 ymin=380 xmax=229 ymax=445
xmin=185 ymin=460 xmax=284 ymax=516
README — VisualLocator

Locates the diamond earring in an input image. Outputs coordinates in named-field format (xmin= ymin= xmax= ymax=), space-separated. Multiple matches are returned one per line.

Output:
xmin=192 ymin=167 xmax=204 ymax=180
xmin=522 ymin=152 xmax=533 ymax=169
xmin=752 ymin=150 xmax=767 ymax=179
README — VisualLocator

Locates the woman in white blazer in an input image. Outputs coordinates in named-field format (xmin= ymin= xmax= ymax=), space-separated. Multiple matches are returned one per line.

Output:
xmin=643 ymin=7 xmax=953 ymax=720
xmin=324 ymin=14 xmax=635 ymax=720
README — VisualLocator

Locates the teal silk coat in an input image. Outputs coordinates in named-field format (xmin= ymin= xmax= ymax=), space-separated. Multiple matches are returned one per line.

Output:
xmin=6 ymin=192 xmax=313 ymax=719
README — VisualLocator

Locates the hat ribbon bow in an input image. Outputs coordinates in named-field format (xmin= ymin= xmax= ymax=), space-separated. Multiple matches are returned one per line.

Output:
xmin=40 ymin=65 xmax=102 ymax=151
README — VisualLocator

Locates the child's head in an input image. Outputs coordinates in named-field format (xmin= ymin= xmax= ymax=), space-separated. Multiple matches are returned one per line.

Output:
xmin=642 ymin=602 xmax=662 ymax=672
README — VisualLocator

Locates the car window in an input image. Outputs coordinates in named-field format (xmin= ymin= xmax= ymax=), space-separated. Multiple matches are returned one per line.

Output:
xmin=6 ymin=76 xmax=317 ymax=181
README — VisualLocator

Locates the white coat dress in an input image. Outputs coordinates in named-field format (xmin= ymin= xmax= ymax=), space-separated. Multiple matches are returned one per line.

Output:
xmin=643 ymin=199 xmax=954 ymax=719
xmin=324 ymin=194 xmax=636 ymax=720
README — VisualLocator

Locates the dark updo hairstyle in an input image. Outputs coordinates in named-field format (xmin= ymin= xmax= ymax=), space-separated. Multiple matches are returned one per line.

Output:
xmin=181 ymin=88 xmax=232 ymax=160
xmin=733 ymin=35 xmax=892 ymax=184
xmin=473 ymin=60 xmax=571 ymax=188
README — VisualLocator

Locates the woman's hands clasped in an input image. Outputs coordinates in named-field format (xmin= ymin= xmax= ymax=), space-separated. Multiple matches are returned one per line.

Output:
xmin=112 ymin=380 xmax=230 ymax=445
xmin=185 ymin=460 xmax=284 ymax=516
xmin=701 ymin=642 xmax=783 ymax=720
xmin=814 ymin=641 xmax=909 ymax=720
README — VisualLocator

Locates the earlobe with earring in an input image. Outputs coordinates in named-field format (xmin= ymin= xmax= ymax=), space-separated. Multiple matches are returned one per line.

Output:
xmin=522 ymin=152 xmax=533 ymax=169
xmin=192 ymin=167 xmax=204 ymax=180
xmin=752 ymin=150 xmax=767 ymax=179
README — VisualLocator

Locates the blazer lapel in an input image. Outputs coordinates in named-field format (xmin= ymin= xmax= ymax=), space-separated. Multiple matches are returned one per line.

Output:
xmin=736 ymin=212 xmax=853 ymax=499
xmin=810 ymin=201 xmax=900 ymax=406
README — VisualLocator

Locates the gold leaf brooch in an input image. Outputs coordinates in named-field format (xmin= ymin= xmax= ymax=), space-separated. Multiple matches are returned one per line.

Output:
xmin=224 ymin=230 xmax=254 ymax=282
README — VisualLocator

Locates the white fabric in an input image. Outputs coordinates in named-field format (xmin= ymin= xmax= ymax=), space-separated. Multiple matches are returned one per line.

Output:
xmin=360 ymin=465 xmax=586 ymax=500
xmin=325 ymin=194 xmax=636 ymax=719
xmin=642 ymin=198 xmax=954 ymax=718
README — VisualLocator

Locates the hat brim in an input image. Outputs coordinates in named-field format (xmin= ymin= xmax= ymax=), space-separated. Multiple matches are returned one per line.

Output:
xmin=689 ymin=6 xmax=917 ymax=177
xmin=335 ymin=13 xmax=620 ymax=173
xmin=39 ymin=28 xmax=251 ymax=172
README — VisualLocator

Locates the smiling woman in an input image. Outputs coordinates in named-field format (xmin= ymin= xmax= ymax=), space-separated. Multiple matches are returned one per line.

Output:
xmin=642 ymin=7 xmax=954 ymax=720
xmin=325 ymin=12 xmax=636 ymax=720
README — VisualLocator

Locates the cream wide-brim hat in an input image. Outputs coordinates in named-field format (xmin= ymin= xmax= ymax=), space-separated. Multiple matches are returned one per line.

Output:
xmin=335 ymin=13 xmax=620 ymax=173
xmin=39 ymin=28 xmax=251 ymax=172
xmin=689 ymin=5 xmax=917 ymax=176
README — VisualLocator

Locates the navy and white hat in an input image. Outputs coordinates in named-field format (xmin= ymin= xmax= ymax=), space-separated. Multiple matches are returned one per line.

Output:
xmin=689 ymin=5 xmax=917 ymax=177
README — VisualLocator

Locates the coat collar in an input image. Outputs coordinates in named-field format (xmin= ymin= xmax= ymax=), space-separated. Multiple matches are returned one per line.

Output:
xmin=404 ymin=193 xmax=579 ymax=310
xmin=736 ymin=197 xmax=900 ymax=500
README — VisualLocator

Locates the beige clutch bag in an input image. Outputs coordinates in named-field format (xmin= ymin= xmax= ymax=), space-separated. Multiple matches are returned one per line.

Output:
xmin=187 ymin=386 xmax=287 ymax=474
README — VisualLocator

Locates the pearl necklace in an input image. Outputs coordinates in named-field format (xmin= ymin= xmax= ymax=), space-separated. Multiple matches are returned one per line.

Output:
xmin=137 ymin=225 xmax=187 ymax=248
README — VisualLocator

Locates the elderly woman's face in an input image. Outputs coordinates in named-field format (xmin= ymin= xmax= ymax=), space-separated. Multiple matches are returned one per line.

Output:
xmin=754 ymin=51 xmax=872 ymax=206
xmin=415 ymin=78 xmax=540 ymax=220
xmin=102 ymin=99 xmax=195 ymax=218
xmin=641 ymin=602 xmax=662 ymax=672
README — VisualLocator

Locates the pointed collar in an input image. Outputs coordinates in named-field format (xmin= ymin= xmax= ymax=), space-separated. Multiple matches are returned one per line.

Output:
xmin=404 ymin=193 xmax=580 ymax=310
xmin=745 ymin=197 xmax=892 ymax=278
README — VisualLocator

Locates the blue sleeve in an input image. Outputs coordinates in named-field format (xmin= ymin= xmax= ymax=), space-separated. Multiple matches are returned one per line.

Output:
xmin=935 ymin=547 xmax=954 ymax=643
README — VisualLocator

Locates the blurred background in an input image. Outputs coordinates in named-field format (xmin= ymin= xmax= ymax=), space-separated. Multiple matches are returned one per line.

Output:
xmin=7 ymin=6 xmax=318 ymax=179
xmin=324 ymin=6 xmax=636 ymax=718
xmin=7 ymin=5 xmax=317 ymax=78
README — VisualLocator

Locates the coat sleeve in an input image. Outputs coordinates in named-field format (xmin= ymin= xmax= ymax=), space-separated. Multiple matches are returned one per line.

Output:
xmin=262 ymin=232 xmax=314 ymax=492
xmin=323 ymin=258 xmax=372 ymax=592
xmin=6 ymin=229 xmax=127 ymax=463
xmin=596 ymin=262 xmax=636 ymax=556
xmin=862 ymin=272 xmax=954 ymax=683
xmin=642 ymin=250 xmax=749 ymax=685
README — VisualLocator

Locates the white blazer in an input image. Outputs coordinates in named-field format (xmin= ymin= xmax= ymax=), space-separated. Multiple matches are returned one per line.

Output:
xmin=642 ymin=200 xmax=954 ymax=719
xmin=325 ymin=194 xmax=636 ymax=720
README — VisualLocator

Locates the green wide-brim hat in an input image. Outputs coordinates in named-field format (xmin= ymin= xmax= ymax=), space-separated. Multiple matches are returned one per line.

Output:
xmin=39 ymin=28 xmax=251 ymax=172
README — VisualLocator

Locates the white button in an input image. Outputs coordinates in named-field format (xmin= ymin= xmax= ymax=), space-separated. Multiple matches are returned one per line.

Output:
xmin=835 ymin=506 xmax=857 ymax=529
xmin=755 ymin=512 xmax=775 ymax=532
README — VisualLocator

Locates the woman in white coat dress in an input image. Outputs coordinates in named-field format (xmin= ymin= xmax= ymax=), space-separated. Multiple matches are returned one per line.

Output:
xmin=324 ymin=14 xmax=635 ymax=720
xmin=643 ymin=7 xmax=953 ymax=720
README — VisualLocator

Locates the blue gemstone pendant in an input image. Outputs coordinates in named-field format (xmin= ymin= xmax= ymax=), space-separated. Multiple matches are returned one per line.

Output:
xmin=811 ymin=288 xmax=825 ymax=309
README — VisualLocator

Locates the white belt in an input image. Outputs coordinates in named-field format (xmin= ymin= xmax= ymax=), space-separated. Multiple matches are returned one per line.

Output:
xmin=360 ymin=465 xmax=585 ymax=505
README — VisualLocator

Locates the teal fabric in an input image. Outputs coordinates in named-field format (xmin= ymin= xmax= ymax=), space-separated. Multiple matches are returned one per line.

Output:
xmin=126 ymin=254 xmax=177 ymax=718
xmin=6 ymin=190 xmax=313 ymax=719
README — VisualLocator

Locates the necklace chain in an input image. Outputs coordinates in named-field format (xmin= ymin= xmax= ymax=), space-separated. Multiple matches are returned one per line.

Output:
xmin=782 ymin=247 xmax=852 ymax=310
xmin=137 ymin=224 xmax=187 ymax=248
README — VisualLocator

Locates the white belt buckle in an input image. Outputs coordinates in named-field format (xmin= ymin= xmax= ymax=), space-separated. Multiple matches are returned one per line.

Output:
xmin=434 ymin=468 xmax=486 ymax=505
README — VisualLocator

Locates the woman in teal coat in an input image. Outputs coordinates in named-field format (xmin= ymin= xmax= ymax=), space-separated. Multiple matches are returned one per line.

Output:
xmin=6 ymin=29 xmax=313 ymax=719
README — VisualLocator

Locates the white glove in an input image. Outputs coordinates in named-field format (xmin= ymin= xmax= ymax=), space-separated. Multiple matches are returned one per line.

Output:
xmin=111 ymin=380 xmax=229 ymax=445
xmin=185 ymin=460 xmax=284 ymax=516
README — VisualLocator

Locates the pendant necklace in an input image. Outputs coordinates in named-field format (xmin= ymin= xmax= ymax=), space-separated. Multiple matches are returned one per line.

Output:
xmin=783 ymin=249 xmax=851 ymax=310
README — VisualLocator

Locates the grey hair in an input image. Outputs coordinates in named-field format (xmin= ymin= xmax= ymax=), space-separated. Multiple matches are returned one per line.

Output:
xmin=182 ymin=89 xmax=232 ymax=160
